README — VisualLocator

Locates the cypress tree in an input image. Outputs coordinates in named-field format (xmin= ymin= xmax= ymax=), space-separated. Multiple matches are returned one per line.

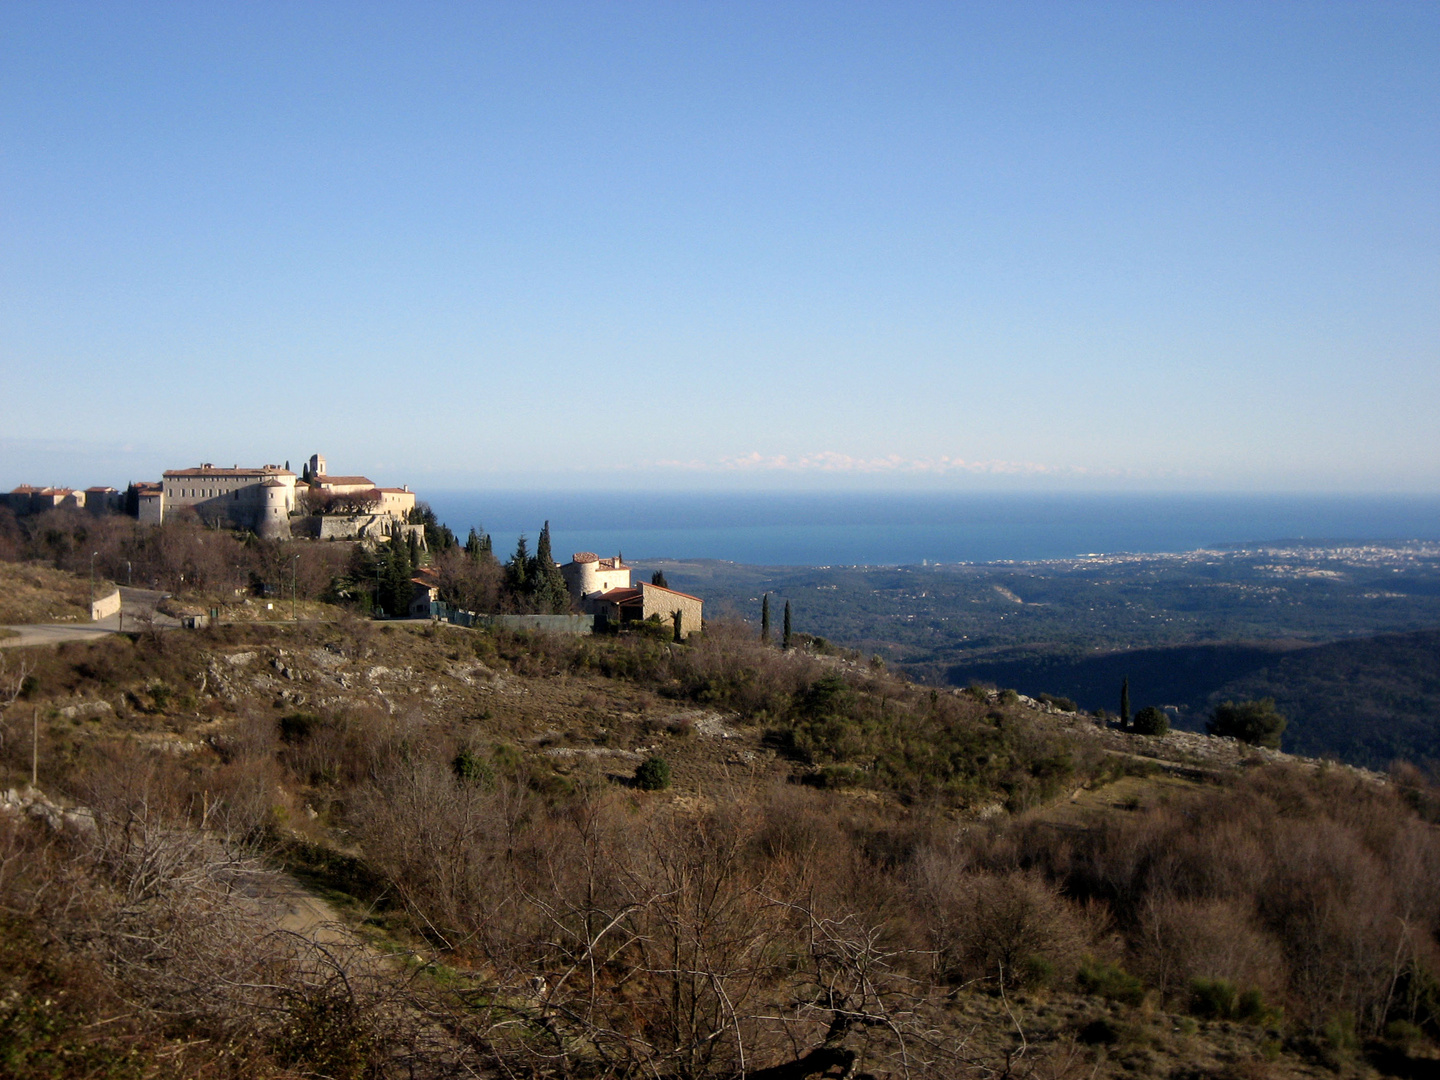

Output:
xmin=672 ymin=609 xmax=683 ymax=643
xmin=1120 ymin=677 xmax=1131 ymax=730
xmin=651 ymin=570 xmax=669 ymax=588
xmin=533 ymin=521 xmax=570 ymax=613
xmin=761 ymin=593 xmax=771 ymax=643
xmin=407 ymin=528 xmax=420 ymax=568
xmin=384 ymin=532 xmax=412 ymax=616
xmin=782 ymin=600 xmax=792 ymax=650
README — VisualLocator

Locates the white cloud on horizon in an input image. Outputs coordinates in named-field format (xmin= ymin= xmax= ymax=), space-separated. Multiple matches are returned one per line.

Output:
xmin=651 ymin=451 xmax=1141 ymax=478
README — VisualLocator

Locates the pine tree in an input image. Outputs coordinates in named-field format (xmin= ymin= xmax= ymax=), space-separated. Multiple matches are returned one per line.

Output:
xmin=506 ymin=535 xmax=530 ymax=596
xmin=466 ymin=526 xmax=494 ymax=561
xmin=761 ymin=593 xmax=771 ymax=643
xmin=1120 ymin=677 xmax=1131 ymax=730
xmin=782 ymin=600 xmax=792 ymax=650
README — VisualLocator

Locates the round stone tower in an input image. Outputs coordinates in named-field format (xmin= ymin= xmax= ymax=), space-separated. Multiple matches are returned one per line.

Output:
xmin=255 ymin=478 xmax=292 ymax=540
xmin=563 ymin=552 xmax=601 ymax=598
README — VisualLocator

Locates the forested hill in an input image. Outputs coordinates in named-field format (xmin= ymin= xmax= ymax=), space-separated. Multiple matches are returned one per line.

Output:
xmin=644 ymin=544 xmax=1440 ymax=771
xmin=939 ymin=630 xmax=1440 ymax=770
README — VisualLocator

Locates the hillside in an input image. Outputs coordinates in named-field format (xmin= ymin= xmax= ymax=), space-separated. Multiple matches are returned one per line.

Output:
xmin=2 ymin=616 xmax=1438 ymax=1079
xmin=0 ymin=560 xmax=111 ymax=624
xmin=941 ymin=630 xmax=1440 ymax=771
xmin=648 ymin=545 xmax=1440 ymax=770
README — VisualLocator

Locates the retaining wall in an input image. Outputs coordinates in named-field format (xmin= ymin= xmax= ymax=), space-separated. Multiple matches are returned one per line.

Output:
xmin=91 ymin=589 xmax=121 ymax=621
xmin=432 ymin=605 xmax=593 ymax=635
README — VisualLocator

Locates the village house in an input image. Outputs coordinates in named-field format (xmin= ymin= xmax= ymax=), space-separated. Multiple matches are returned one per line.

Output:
xmin=6 ymin=485 xmax=86 ymax=514
xmin=562 ymin=551 xmax=703 ymax=637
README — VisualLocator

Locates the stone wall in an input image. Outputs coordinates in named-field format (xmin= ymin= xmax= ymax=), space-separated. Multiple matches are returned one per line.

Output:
xmin=90 ymin=589 xmax=121 ymax=621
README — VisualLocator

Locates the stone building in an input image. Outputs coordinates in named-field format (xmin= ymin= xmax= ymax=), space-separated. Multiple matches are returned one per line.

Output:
xmin=84 ymin=486 xmax=123 ymax=515
xmin=158 ymin=464 xmax=298 ymax=539
xmin=588 ymin=583 xmax=704 ymax=637
xmin=6 ymin=485 xmax=85 ymax=513
xmin=562 ymin=551 xmax=703 ymax=637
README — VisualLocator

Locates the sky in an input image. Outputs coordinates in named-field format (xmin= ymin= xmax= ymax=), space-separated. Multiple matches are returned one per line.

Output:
xmin=1 ymin=2 xmax=1436 ymax=493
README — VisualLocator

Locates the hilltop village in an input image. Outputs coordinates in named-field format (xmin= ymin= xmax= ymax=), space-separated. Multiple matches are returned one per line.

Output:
xmin=10 ymin=452 xmax=419 ymax=543
xmin=6 ymin=452 xmax=702 ymax=632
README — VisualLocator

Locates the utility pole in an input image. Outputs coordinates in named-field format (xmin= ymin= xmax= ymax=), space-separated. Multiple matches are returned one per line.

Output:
xmin=31 ymin=706 xmax=38 ymax=788
xmin=89 ymin=550 xmax=99 ymax=606
xmin=292 ymin=554 xmax=300 ymax=622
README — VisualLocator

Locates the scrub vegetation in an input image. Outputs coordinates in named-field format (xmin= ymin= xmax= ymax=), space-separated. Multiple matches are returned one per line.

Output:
xmin=1 ymin=608 xmax=1438 ymax=1079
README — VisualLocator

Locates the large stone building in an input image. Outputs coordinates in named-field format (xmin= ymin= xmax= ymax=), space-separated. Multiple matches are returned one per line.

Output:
xmin=158 ymin=464 xmax=299 ymax=539
xmin=562 ymin=551 xmax=703 ymax=637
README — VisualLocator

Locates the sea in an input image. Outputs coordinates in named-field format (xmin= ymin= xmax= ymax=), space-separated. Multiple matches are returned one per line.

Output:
xmin=422 ymin=492 xmax=1440 ymax=568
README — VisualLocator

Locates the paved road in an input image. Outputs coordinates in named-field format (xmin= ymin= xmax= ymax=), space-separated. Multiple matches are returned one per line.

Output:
xmin=0 ymin=587 xmax=181 ymax=649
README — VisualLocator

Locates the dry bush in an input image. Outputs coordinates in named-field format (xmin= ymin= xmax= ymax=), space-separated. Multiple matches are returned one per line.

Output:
xmin=1134 ymin=894 xmax=1286 ymax=1003
xmin=1001 ymin=764 xmax=1440 ymax=1038
xmin=914 ymin=850 xmax=1086 ymax=990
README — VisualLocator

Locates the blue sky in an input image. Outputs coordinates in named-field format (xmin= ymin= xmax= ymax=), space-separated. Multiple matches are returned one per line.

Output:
xmin=2 ymin=2 xmax=1436 ymax=492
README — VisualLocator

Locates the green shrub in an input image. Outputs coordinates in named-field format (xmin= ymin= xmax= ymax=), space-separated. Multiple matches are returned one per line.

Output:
xmin=1131 ymin=706 xmax=1170 ymax=736
xmin=1077 ymin=959 xmax=1147 ymax=1006
xmin=1037 ymin=693 xmax=1078 ymax=713
xmin=1208 ymin=698 xmax=1287 ymax=748
xmin=1189 ymin=978 xmax=1276 ymax=1024
xmin=814 ymin=764 xmax=865 ymax=789
xmin=452 ymin=748 xmax=494 ymax=786
xmin=634 ymin=755 xmax=671 ymax=791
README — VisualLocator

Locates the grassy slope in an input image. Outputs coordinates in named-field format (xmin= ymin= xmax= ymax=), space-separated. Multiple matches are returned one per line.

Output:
xmin=0 ymin=561 xmax=111 ymax=623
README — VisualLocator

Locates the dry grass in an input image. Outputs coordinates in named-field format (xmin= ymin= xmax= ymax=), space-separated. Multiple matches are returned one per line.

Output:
xmin=1 ymin=618 xmax=1436 ymax=1078
xmin=0 ymin=560 xmax=110 ymax=624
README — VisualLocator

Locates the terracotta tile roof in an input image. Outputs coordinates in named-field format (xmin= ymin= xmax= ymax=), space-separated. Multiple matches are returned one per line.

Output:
xmin=598 ymin=587 xmax=643 ymax=603
xmin=85 ymin=486 xmax=117 ymax=493
xmin=312 ymin=474 xmax=375 ymax=487
xmin=8 ymin=485 xmax=40 ymax=495
xmin=165 ymin=465 xmax=295 ymax=478
xmin=376 ymin=487 xmax=412 ymax=494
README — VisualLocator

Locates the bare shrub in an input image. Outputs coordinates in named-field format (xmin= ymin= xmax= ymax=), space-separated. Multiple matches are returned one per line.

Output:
xmin=914 ymin=852 xmax=1086 ymax=989
xmin=1135 ymin=894 xmax=1286 ymax=1004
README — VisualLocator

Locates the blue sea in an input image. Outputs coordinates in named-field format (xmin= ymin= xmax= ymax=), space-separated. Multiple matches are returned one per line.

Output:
xmin=420 ymin=492 xmax=1440 ymax=568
